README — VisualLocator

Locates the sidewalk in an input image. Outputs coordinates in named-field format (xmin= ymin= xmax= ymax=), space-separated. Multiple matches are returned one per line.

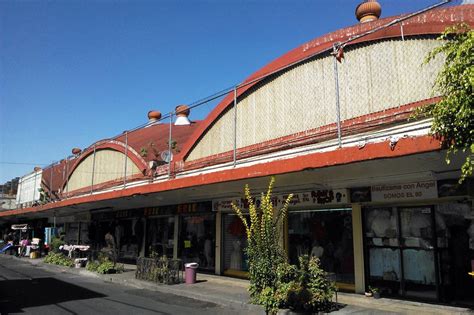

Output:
xmin=7 ymin=255 xmax=474 ymax=315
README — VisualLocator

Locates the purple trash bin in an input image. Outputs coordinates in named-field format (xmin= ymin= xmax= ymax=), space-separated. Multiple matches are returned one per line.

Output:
xmin=185 ymin=262 xmax=199 ymax=284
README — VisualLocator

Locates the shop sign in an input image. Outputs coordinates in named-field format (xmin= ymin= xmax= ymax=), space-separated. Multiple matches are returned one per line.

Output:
xmin=282 ymin=189 xmax=348 ymax=207
xmin=48 ymin=215 xmax=75 ymax=224
xmin=371 ymin=181 xmax=437 ymax=202
xmin=92 ymin=209 xmax=143 ymax=220
xmin=74 ymin=212 xmax=91 ymax=222
xmin=144 ymin=202 xmax=212 ymax=217
xmin=213 ymin=189 xmax=349 ymax=212
xmin=213 ymin=199 xmax=241 ymax=212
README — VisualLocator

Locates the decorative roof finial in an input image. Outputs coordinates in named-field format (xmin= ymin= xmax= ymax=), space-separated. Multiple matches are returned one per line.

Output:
xmin=356 ymin=0 xmax=382 ymax=23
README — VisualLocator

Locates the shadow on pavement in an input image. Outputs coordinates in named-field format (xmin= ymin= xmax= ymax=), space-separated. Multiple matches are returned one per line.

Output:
xmin=0 ymin=277 xmax=106 ymax=313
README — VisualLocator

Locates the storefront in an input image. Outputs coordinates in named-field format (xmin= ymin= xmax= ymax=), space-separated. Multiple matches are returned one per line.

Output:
xmin=359 ymin=179 xmax=474 ymax=304
xmin=222 ymin=212 xmax=249 ymax=277
xmin=214 ymin=188 xmax=355 ymax=288
xmin=177 ymin=203 xmax=215 ymax=272
xmin=143 ymin=202 xmax=215 ymax=272
xmin=287 ymin=208 xmax=354 ymax=288
xmin=144 ymin=207 xmax=175 ymax=258
xmin=91 ymin=209 xmax=145 ymax=262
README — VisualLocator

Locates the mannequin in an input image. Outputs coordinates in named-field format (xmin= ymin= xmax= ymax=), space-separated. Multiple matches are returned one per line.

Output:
xmin=204 ymin=236 xmax=213 ymax=267
xmin=468 ymin=221 xmax=474 ymax=250
xmin=115 ymin=223 xmax=124 ymax=253
xmin=310 ymin=240 xmax=324 ymax=258
xmin=230 ymin=240 xmax=242 ymax=270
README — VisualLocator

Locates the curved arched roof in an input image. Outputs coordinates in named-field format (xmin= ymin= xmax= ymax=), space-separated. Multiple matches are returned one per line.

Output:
xmin=41 ymin=121 xmax=202 ymax=194
xmin=178 ymin=4 xmax=474 ymax=161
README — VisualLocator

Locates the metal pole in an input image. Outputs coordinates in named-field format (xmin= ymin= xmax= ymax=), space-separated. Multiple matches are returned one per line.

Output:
xmin=90 ymin=145 xmax=97 ymax=195
xmin=168 ymin=113 xmax=173 ymax=178
xmin=400 ymin=22 xmax=405 ymax=41
xmin=32 ymin=171 xmax=37 ymax=205
xmin=50 ymin=162 xmax=54 ymax=201
xmin=65 ymin=157 xmax=69 ymax=198
xmin=333 ymin=46 xmax=342 ymax=148
xmin=10 ymin=180 xmax=13 ymax=209
xmin=123 ymin=131 xmax=128 ymax=188
xmin=233 ymin=86 xmax=238 ymax=167
xmin=17 ymin=178 xmax=22 ymax=207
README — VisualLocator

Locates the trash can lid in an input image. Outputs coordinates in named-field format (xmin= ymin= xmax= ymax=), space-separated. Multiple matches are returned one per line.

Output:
xmin=185 ymin=262 xmax=199 ymax=268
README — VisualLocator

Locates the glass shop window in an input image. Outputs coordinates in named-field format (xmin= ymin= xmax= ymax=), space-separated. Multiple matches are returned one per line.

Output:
xmin=288 ymin=209 xmax=354 ymax=284
xmin=223 ymin=214 xmax=249 ymax=275
xmin=146 ymin=216 xmax=175 ymax=258
xmin=179 ymin=214 xmax=215 ymax=271
xmin=365 ymin=207 xmax=401 ymax=288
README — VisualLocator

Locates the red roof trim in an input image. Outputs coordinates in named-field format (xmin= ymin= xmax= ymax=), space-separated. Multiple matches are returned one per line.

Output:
xmin=178 ymin=5 xmax=474 ymax=162
xmin=1 ymin=135 xmax=441 ymax=218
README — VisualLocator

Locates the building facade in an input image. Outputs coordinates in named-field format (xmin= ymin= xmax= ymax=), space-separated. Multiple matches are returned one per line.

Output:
xmin=1 ymin=3 xmax=473 ymax=306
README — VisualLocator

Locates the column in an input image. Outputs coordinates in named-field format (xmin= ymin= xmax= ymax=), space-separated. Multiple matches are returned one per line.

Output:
xmin=352 ymin=204 xmax=365 ymax=294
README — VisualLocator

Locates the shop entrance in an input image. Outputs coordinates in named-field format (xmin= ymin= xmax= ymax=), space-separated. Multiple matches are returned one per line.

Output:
xmin=364 ymin=203 xmax=474 ymax=304
xmin=145 ymin=216 xmax=175 ymax=258
xmin=178 ymin=213 xmax=215 ymax=272
xmin=287 ymin=208 xmax=355 ymax=290
xmin=222 ymin=213 xmax=249 ymax=278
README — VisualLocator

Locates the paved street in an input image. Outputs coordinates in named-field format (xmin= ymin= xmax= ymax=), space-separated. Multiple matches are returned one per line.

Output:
xmin=1 ymin=255 xmax=471 ymax=315
xmin=0 ymin=256 xmax=245 ymax=315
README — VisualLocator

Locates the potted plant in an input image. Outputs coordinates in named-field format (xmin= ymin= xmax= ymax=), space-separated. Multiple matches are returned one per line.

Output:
xmin=372 ymin=288 xmax=381 ymax=299
xmin=367 ymin=286 xmax=380 ymax=299
xmin=364 ymin=289 xmax=373 ymax=297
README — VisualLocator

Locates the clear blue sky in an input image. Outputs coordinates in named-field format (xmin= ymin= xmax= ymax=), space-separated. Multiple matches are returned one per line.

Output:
xmin=0 ymin=0 xmax=460 ymax=183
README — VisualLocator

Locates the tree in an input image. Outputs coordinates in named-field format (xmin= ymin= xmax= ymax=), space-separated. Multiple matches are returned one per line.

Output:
xmin=421 ymin=23 xmax=473 ymax=183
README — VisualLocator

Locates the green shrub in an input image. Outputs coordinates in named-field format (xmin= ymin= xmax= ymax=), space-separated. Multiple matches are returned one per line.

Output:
xmin=50 ymin=237 xmax=64 ymax=253
xmin=44 ymin=252 xmax=74 ymax=267
xmin=97 ymin=260 xmax=115 ymax=274
xmin=275 ymin=255 xmax=336 ymax=313
xmin=86 ymin=261 xmax=99 ymax=272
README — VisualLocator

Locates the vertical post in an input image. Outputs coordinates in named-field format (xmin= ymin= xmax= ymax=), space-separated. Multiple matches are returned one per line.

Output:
xmin=400 ymin=22 xmax=405 ymax=41
xmin=50 ymin=162 xmax=54 ymax=201
xmin=77 ymin=222 xmax=81 ymax=244
xmin=140 ymin=218 xmax=146 ymax=258
xmin=65 ymin=157 xmax=69 ymax=198
xmin=215 ymin=211 xmax=222 ymax=275
xmin=17 ymin=178 xmax=22 ymax=207
xmin=168 ymin=113 xmax=173 ymax=178
xmin=90 ymin=145 xmax=97 ymax=195
xmin=333 ymin=46 xmax=342 ymax=148
xmin=233 ymin=86 xmax=238 ymax=167
xmin=123 ymin=131 xmax=128 ymax=188
xmin=173 ymin=215 xmax=179 ymax=259
xmin=351 ymin=204 xmax=365 ymax=294
xmin=32 ymin=171 xmax=37 ymax=205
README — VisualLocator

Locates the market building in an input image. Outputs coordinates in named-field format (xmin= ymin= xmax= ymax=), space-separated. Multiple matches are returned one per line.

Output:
xmin=1 ymin=1 xmax=473 ymax=306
